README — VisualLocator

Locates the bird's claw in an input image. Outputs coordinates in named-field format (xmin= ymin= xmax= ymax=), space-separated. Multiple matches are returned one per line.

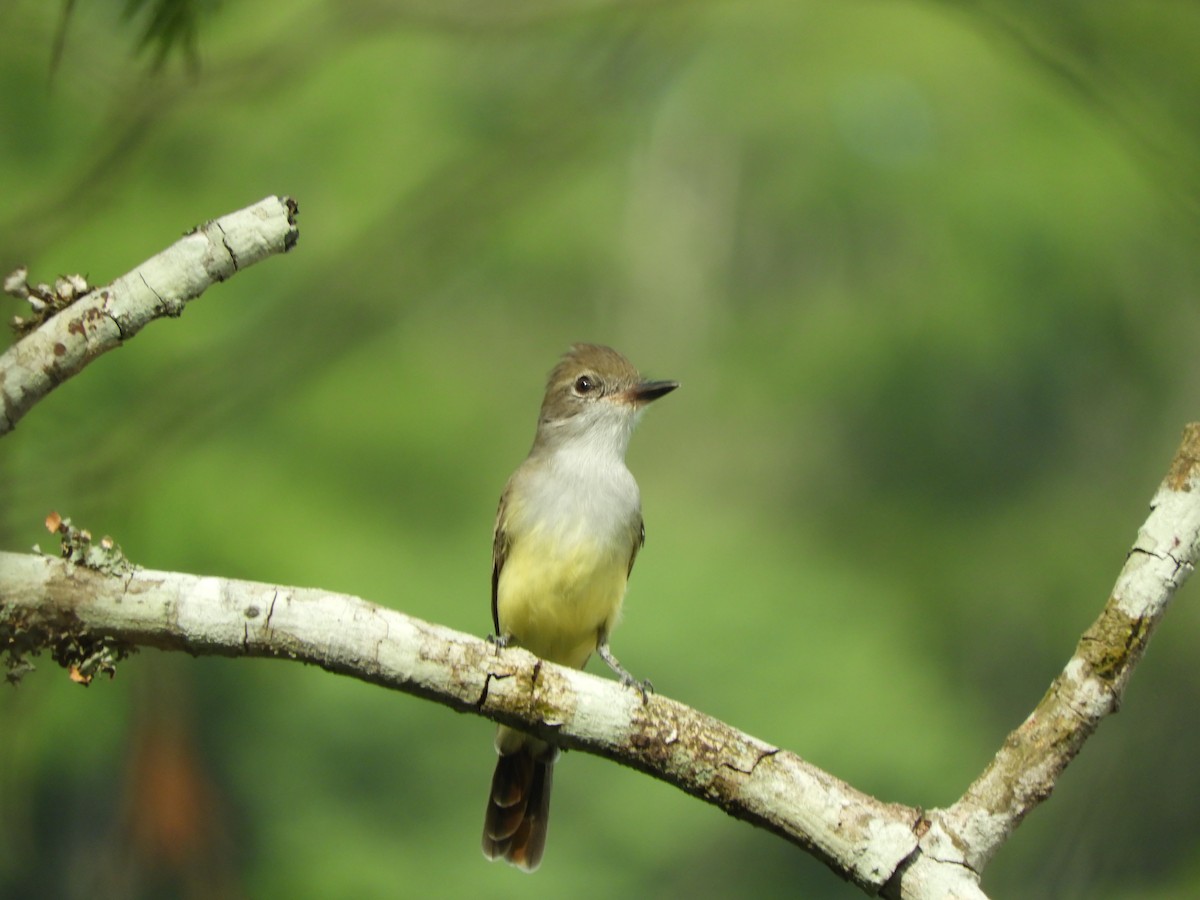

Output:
xmin=487 ymin=633 xmax=513 ymax=653
xmin=621 ymin=674 xmax=654 ymax=703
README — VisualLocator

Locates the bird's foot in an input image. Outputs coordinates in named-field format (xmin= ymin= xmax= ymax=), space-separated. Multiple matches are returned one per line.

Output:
xmin=597 ymin=636 xmax=653 ymax=703
xmin=487 ymin=633 xmax=514 ymax=653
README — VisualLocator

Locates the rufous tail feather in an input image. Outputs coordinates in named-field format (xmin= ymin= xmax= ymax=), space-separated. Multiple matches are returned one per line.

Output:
xmin=482 ymin=745 xmax=554 ymax=872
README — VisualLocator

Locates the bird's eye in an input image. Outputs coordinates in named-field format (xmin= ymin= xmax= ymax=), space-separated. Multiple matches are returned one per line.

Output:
xmin=574 ymin=375 xmax=596 ymax=395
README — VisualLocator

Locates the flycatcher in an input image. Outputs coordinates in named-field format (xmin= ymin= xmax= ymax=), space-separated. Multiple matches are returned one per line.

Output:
xmin=481 ymin=343 xmax=678 ymax=872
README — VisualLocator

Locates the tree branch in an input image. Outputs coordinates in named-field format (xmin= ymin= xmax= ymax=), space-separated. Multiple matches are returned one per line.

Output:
xmin=2 ymin=198 xmax=1196 ymax=897
xmin=2 ymin=423 xmax=1197 ymax=898
xmin=0 ymin=195 xmax=299 ymax=436
xmin=0 ymin=548 xmax=925 ymax=894
xmin=935 ymin=422 xmax=1200 ymax=868
xmin=882 ymin=423 xmax=1200 ymax=897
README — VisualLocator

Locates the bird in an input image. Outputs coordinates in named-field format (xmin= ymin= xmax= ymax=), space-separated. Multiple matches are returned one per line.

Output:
xmin=481 ymin=343 xmax=678 ymax=871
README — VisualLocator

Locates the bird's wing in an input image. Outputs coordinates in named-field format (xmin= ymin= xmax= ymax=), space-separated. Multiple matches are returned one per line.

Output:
xmin=626 ymin=514 xmax=646 ymax=578
xmin=491 ymin=486 xmax=512 ymax=636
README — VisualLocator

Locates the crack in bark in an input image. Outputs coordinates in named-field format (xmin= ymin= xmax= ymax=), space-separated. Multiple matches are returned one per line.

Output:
xmin=138 ymin=270 xmax=171 ymax=316
xmin=477 ymin=670 xmax=512 ymax=709
xmin=98 ymin=289 xmax=126 ymax=339
xmin=215 ymin=221 xmax=239 ymax=272
xmin=748 ymin=746 xmax=779 ymax=775
xmin=723 ymin=745 xmax=780 ymax=777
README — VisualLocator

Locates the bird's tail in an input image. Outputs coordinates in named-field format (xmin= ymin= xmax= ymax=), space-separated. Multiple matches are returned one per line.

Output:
xmin=482 ymin=727 xmax=556 ymax=872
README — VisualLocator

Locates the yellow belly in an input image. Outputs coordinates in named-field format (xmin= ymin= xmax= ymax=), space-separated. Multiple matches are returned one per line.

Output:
xmin=496 ymin=529 xmax=628 ymax=670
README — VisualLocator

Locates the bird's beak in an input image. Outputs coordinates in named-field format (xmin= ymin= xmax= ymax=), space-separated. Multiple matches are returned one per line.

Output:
xmin=627 ymin=380 xmax=679 ymax=405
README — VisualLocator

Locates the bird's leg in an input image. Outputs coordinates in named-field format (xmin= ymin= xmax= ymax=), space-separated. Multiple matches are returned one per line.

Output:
xmin=596 ymin=632 xmax=653 ymax=702
xmin=487 ymin=632 xmax=514 ymax=653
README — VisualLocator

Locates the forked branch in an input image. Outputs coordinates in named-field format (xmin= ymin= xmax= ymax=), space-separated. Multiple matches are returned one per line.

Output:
xmin=2 ymin=200 xmax=1197 ymax=898
xmin=2 ymin=424 xmax=1197 ymax=898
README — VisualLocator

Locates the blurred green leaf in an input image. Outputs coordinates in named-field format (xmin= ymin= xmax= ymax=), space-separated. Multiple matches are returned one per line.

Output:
xmin=122 ymin=0 xmax=217 ymax=69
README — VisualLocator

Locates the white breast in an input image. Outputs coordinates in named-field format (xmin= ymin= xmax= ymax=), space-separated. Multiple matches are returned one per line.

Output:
xmin=517 ymin=441 xmax=641 ymax=547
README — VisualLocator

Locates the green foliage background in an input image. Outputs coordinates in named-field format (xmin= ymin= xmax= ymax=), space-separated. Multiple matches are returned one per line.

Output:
xmin=3 ymin=1 xmax=1200 ymax=897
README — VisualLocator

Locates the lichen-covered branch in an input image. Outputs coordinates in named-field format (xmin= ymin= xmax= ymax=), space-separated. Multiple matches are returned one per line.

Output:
xmin=0 ymin=548 xmax=926 ymax=894
xmin=2 ymin=191 xmax=1195 ymax=895
xmin=883 ymin=423 xmax=1200 ymax=895
xmin=3 ymin=425 xmax=1198 ymax=899
xmin=0 ymin=195 xmax=299 ymax=436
